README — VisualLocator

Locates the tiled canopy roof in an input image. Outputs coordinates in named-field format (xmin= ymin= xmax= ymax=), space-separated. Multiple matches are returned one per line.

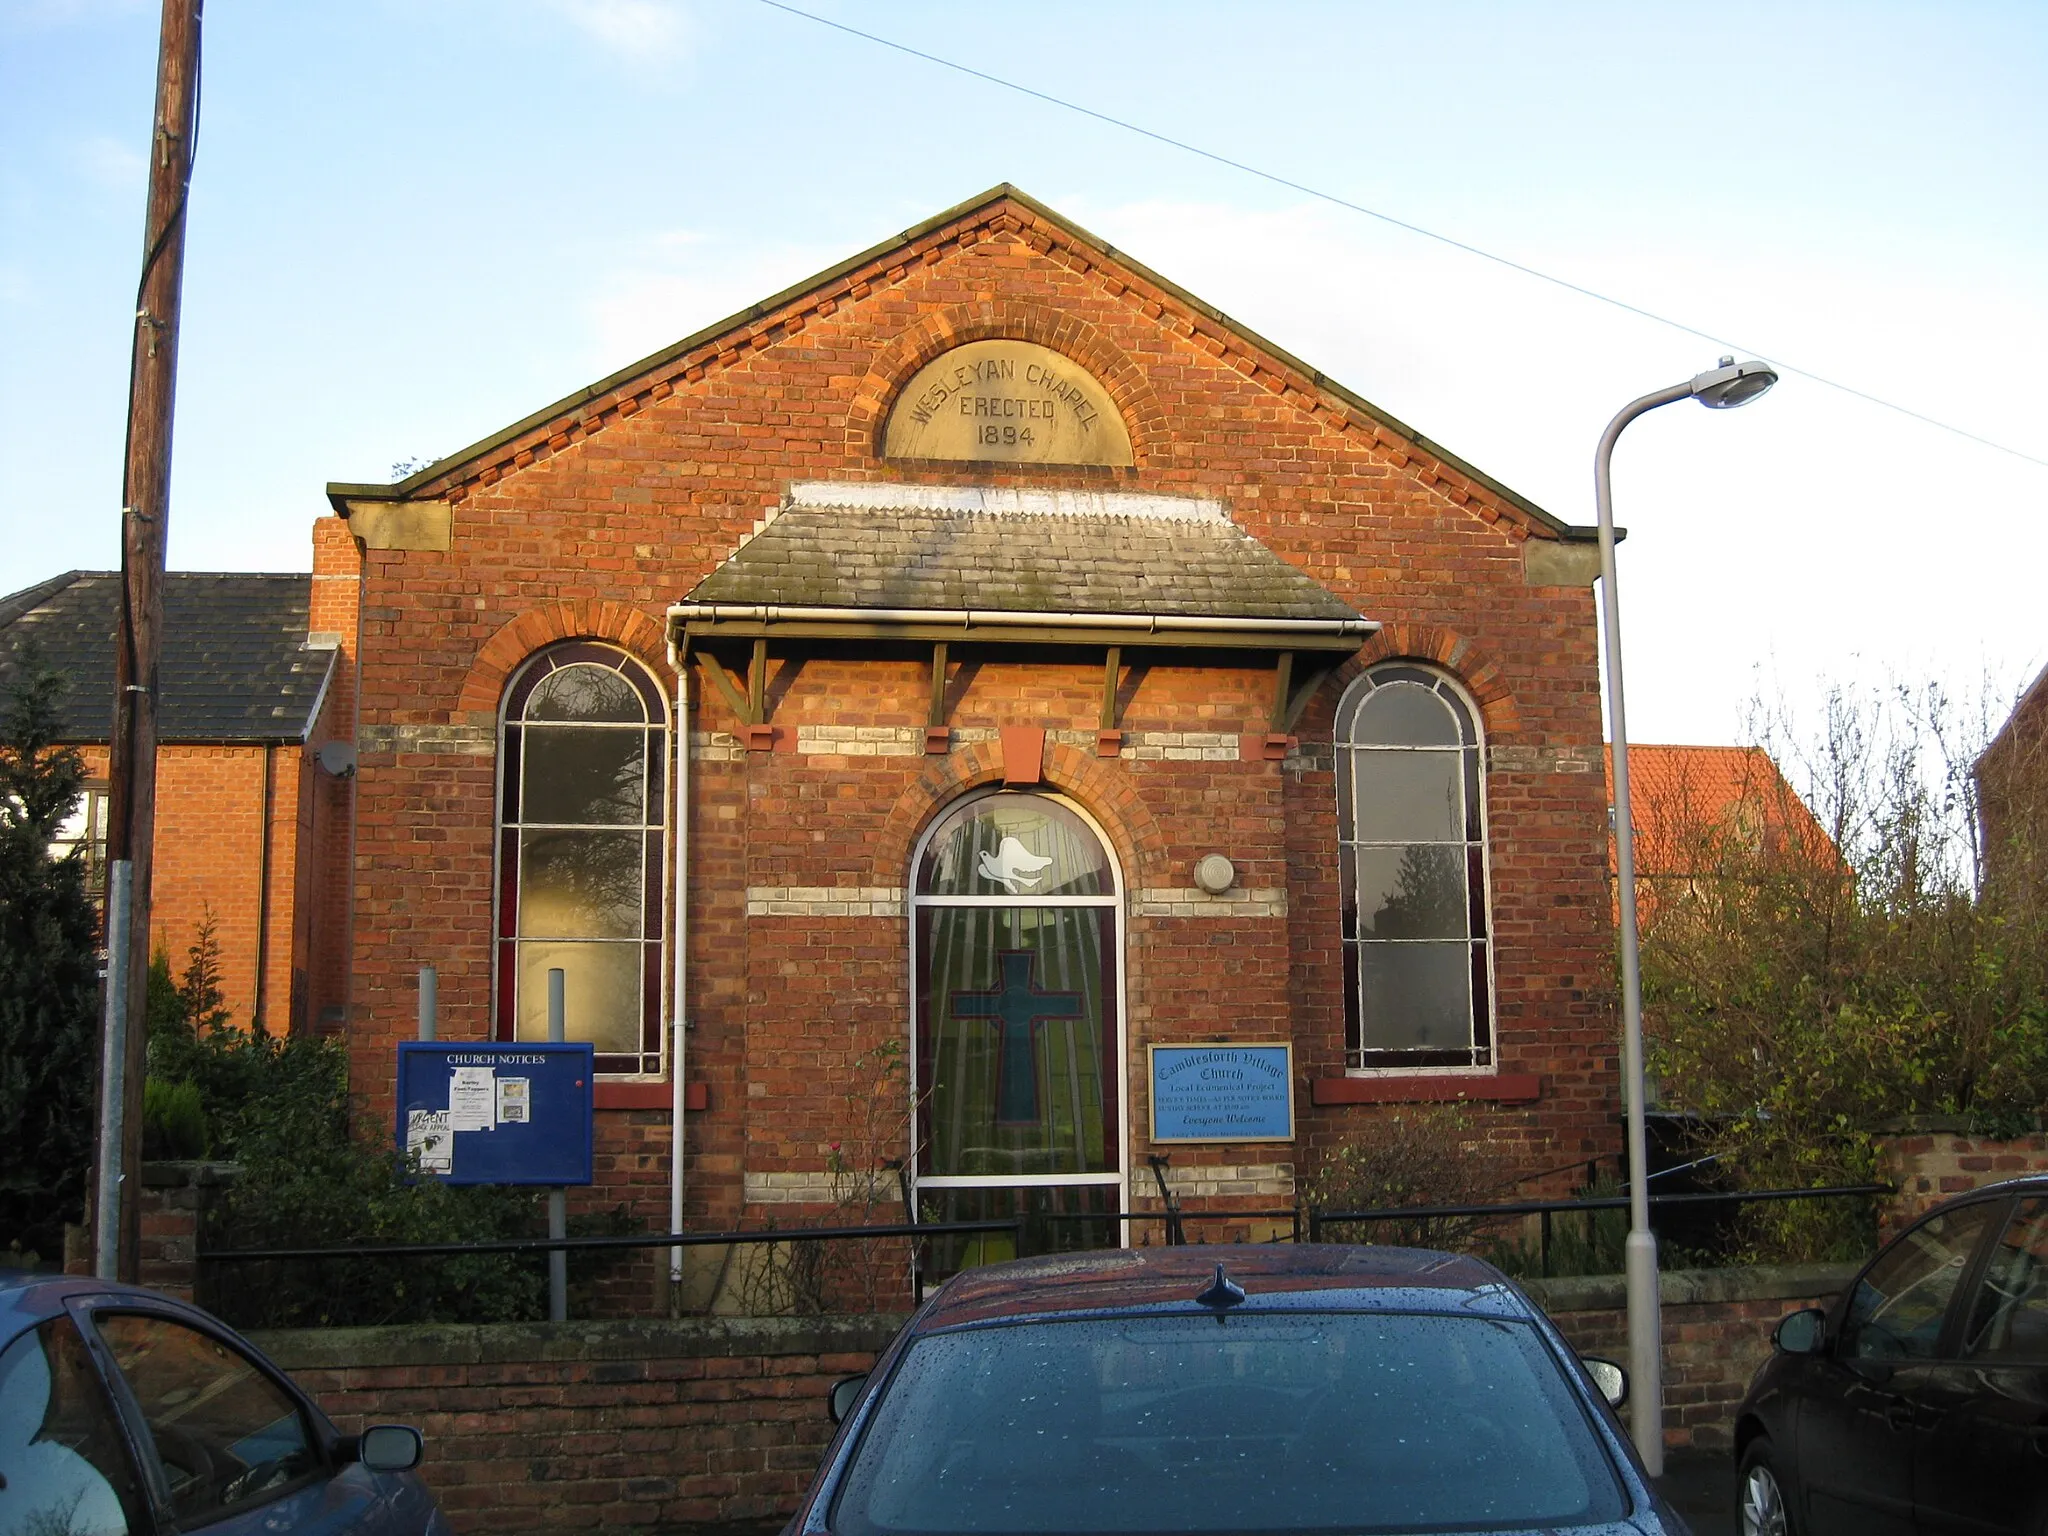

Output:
xmin=686 ymin=484 xmax=1362 ymax=623
xmin=0 ymin=571 xmax=335 ymax=744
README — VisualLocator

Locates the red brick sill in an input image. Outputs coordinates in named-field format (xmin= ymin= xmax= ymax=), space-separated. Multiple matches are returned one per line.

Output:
xmin=1311 ymin=1073 xmax=1541 ymax=1107
xmin=594 ymin=1082 xmax=709 ymax=1111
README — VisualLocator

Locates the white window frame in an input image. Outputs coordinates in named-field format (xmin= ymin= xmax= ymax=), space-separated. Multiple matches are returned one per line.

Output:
xmin=1335 ymin=663 xmax=1498 ymax=1076
xmin=907 ymin=788 xmax=1129 ymax=1219
xmin=492 ymin=643 xmax=672 ymax=1079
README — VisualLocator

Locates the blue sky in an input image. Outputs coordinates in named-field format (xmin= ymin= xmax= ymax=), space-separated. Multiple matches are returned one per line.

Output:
xmin=3 ymin=0 xmax=2044 ymax=746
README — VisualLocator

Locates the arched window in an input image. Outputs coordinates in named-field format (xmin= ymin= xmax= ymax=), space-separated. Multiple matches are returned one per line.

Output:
xmin=910 ymin=791 xmax=1123 ymax=1263
xmin=496 ymin=643 xmax=667 ymax=1075
xmin=1335 ymin=664 xmax=1493 ymax=1070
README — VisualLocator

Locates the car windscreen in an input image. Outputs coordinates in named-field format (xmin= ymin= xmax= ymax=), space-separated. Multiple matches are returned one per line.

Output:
xmin=828 ymin=1309 xmax=1627 ymax=1536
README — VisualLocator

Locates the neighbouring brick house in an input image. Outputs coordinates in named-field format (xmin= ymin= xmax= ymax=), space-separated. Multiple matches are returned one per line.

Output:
xmin=310 ymin=183 xmax=1627 ymax=1288
xmin=1604 ymin=743 xmax=1835 ymax=927
xmin=1979 ymin=658 xmax=2048 ymax=901
xmin=0 ymin=562 xmax=355 ymax=1033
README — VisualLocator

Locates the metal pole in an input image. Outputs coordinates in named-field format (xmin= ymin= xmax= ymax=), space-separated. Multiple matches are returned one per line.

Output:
xmin=669 ymin=667 xmax=688 ymax=1287
xmin=417 ymin=964 xmax=437 ymax=1041
xmin=547 ymin=967 xmax=567 ymax=1323
xmin=105 ymin=0 xmax=202 ymax=1284
xmin=1595 ymin=378 xmax=1691 ymax=1476
xmin=93 ymin=862 xmax=134 ymax=1280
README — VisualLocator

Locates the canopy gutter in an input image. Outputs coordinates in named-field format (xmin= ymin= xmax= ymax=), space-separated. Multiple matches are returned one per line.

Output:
xmin=669 ymin=602 xmax=1377 ymax=639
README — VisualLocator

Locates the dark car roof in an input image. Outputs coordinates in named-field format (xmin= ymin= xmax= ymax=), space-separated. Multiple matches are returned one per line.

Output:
xmin=919 ymin=1244 xmax=1526 ymax=1330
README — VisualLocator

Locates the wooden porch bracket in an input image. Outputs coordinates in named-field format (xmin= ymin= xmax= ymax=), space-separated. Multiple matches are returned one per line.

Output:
xmin=696 ymin=651 xmax=756 ymax=726
xmin=925 ymin=642 xmax=950 ymax=753
xmin=1097 ymin=645 xmax=1124 ymax=756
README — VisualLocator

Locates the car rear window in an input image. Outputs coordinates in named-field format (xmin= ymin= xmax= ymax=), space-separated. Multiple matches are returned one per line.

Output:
xmin=829 ymin=1310 xmax=1627 ymax=1535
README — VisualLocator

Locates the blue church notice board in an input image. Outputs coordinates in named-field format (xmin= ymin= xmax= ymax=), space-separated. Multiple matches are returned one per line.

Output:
xmin=1149 ymin=1044 xmax=1294 ymax=1143
xmin=395 ymin=1043 xmax=595 ymax=1186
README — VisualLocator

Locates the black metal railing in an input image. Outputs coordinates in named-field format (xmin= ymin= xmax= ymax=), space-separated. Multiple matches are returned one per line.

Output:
xmin=196 ymin=1183 xmax=1889 ymax=1315
xmin=1308 ymin=1182 xmax=1891 ymax=1276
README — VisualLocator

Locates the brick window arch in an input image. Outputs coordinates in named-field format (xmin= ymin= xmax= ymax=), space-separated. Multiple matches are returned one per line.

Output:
xmin=495 ymin=642 xmax=668 ymax=1075
xmin=1336 ymin=663 xmax=1494 ymax=1071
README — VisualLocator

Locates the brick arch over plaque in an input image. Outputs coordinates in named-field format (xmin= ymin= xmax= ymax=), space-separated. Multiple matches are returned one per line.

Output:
xmin=1340 ymin=624 xmax=1521 ymax=738
xmin=872 ymin=739 xmax=1166 ymax=892
xmin=847 ymin=300 xmax=1169 ymax=468
xmin=457 ymin=601 xmax=673 ymax=722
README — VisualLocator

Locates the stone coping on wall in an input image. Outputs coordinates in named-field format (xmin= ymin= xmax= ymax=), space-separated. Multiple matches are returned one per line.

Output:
xmin=242 ymin=1261 xmax=1857 ymax=1376
xmin=1523 ymin=1260 xmax=1858 ymax=1315
xmin=249 ymin=1313 xmax=910 ymax=1372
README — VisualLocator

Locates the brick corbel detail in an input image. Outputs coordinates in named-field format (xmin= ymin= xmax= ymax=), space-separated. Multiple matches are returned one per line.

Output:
xmin=456 ymin=602 xmax=674 ymax=722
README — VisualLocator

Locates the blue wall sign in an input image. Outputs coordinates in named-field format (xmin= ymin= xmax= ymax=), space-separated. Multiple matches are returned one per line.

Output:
xmin=395 ymin=1042 xmax=595 ymax=1186
xmin=1149 ymin=1044 xmax=1294 ymax=1143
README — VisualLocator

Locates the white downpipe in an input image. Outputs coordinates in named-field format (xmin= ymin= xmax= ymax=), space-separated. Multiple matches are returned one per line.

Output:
xmin=667 ymin=602 xmax=1378 ymax=637
xmin=668 ymin=654 xmax=690 ymax=1285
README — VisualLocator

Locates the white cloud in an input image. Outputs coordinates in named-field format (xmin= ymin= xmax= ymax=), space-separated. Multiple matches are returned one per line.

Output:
xmin=1057 ymin=195 xmax=2048 ymax=745
xmin=543 ymin=0 xmax=692 ymax=63
xmin=580 ymin=228 xmax=844 ymax=371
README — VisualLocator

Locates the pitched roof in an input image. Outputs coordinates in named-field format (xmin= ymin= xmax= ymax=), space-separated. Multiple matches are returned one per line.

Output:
xmin=686 ymin=484 xmax=1362 ymax=623
xmin=0 ymin=572 xmax=336 ymax=744
xmin=331 ymin=185 xmax=1592 ymax=545
xmin=1604 ymin=744 xmax=1835 ymax=876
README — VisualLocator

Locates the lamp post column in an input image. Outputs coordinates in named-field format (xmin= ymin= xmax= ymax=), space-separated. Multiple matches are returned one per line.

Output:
xmin=1593 ymin=379 xmax=1691 ymax=1476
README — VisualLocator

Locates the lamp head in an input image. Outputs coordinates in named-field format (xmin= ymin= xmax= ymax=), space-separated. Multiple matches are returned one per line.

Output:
xmin=1691 ymin=356 xmax=1779 ymax=409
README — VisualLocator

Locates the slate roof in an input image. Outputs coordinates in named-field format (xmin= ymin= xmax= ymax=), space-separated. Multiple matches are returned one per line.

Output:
xmin=0 ymin=572 xmax=336 ymax=744
xmin=686 ymin=486 xmax=1362 ymax=623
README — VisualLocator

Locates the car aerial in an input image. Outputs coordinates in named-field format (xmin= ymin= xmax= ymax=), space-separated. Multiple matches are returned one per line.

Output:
xmin=1734 ymin=1175 xmax=2048 ymax=1536
xmin=793 ymin=1243 xmax=1684 ymax=1536
xmin=0 ymin=1270 xmax=449 ymax=1536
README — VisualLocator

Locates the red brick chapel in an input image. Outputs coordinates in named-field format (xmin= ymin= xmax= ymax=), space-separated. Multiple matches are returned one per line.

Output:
xmin=314 ymin=185 xmax=1622 ymax=1285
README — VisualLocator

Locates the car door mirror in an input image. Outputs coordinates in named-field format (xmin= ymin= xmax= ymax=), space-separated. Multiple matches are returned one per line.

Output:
xmin=1579 ymin=1356 xmax=1628 ymax=1408
xmin=829 ymin=1374 xmax=869 ymax=1425
xmin=1773 ymin=1308 xmax=1826 ymax=1356
xmin=357 ymin=1425 xmax=424 ymax=1472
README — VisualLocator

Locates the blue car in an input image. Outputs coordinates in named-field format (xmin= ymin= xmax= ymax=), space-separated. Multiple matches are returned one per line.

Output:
xmin=797 ymin=1244 xmax=1686 ymax=1536
xmin=0 ymin=1272 xmax=448 ymax=1536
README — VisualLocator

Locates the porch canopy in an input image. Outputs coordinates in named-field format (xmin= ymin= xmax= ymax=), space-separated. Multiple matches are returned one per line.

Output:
xmin=666 ymin=483 xmax=1378 ymax=738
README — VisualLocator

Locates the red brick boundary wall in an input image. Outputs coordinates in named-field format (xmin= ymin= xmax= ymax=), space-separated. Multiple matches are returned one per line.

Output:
xmin=1526 ymin=1262 xmax=1855 ymax=1454
xmin=230 ymin=1263 xmax=1855 ymax=1532
xmin=253 ymin=1315 xmax=900 ymax=1531
xmin=1879 ymin=1128 xmax=2048 ymax=1240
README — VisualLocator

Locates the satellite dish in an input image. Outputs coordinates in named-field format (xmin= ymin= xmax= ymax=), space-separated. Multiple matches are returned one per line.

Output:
xmin=317 ymin=742 xmax=357 ymax=778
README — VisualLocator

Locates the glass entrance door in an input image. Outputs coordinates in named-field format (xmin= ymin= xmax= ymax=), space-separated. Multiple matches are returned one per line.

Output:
xmin=911 ymin=792 xmax=1124 ymax=1273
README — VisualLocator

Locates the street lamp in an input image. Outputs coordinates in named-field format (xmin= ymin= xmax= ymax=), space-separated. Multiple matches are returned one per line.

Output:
xmin=1595 ymin=355 xmax=1778 ymax=1474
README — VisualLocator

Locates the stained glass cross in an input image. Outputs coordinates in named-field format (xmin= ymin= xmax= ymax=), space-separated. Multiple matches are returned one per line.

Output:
xmin=950 ymin=949 xmax=1087 ymax=1126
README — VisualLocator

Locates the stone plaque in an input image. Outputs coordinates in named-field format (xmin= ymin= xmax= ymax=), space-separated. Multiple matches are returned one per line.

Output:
xmin=883 ymin=340 xmax=1134 ymax=466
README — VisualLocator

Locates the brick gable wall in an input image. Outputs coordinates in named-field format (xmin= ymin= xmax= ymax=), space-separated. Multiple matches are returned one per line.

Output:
xmin=341 ymin=197 xmax=1618 ymax=1274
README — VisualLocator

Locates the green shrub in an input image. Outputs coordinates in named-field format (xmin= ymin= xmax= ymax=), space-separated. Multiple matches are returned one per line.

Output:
xmin=142 ymin=1079 xmax=209 ymax=1161
xmin=196 ymin=1028 xmax=548 ymax=1329
xmin=0 ymin=649 xmax=99 ymax=1264
xmin=1301 ymin=1105 xmax=1515 ymax=1251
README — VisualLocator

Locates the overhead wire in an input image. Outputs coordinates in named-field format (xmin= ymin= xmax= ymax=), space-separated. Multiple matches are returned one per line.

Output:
xmin=753 ymin=0 xmax=2047 ymax=473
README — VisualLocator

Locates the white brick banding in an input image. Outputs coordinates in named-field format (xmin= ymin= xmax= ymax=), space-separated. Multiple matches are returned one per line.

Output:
xmin=1134 ymin=887 xmax=1288 ymax=918
xmin=745 ymin=887 xmax=906 ymax=918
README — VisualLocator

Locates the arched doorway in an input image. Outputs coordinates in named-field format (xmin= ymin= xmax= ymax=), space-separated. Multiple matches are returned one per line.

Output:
xmin=910 ymin=791 xmax=1125 ymax=1271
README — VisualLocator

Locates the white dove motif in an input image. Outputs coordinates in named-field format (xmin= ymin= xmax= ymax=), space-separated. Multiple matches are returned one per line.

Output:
xmin=977 ymin=836 xmax=1055 ymax=894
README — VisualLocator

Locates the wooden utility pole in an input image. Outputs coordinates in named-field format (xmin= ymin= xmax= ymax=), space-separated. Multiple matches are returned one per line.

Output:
xmin=102 ymin=0 xmax=202 ymax=1282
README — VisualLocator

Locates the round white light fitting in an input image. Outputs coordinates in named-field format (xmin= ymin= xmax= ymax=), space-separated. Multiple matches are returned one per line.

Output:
xmin=1193 ymin=854 xmax=1237 ymax=895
